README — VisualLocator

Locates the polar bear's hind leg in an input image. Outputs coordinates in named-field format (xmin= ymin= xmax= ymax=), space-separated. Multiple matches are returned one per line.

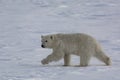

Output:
xmin=94 ymin=51 xmax=111 ymax=66
xmin=80 ymin=54 xmax=91 ymax=67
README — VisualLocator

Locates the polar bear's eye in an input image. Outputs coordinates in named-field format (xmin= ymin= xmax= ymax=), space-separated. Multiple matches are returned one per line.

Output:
xmin=45 ymin=40 xmax=48 ymax=42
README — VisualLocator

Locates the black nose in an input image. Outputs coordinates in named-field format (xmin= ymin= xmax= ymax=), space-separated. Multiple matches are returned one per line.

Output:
xmin=41 ymin=45 xmax=45 ymax=48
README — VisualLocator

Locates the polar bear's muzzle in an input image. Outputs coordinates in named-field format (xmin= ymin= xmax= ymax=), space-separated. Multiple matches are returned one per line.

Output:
xmin=41 ymin=44 xmax=45 ymax=48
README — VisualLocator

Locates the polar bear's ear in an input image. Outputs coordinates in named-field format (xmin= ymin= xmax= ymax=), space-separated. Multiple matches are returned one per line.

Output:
xmin=50 ymin=36 xmax=53 ymax=40
xmin=41 ymin=35 xmax=44 ymax=38
xmin=50 ymin=35 xmax=57 ymax=40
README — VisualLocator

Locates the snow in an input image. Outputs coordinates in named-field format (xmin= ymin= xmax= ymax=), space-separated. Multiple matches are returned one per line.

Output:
xmin=0 ymin=0 xmax=120 ymax=80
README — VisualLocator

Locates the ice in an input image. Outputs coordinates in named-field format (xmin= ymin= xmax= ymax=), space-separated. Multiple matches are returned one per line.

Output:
xmin=0 ymin=0 xmax=120 ymax=80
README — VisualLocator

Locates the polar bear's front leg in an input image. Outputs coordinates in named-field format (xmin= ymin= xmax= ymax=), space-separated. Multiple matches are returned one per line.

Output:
xmin=41 ymin=51 xmax=64 ymax=65
xmin=64 ymin=54 xmax=71 ymax=66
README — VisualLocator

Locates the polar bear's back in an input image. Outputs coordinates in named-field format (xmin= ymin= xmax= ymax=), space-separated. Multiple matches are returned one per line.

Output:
xmin=56 ymin=33 xmax=101 ymax=55
xmin=56 ymin=33 xmax=97 ymax=44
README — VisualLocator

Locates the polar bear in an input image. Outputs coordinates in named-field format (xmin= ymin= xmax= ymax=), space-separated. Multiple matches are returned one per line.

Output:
xmin=41 ymin=33 xmax=111 ymax=67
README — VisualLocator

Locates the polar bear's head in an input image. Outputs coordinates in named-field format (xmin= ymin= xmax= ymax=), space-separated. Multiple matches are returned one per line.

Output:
xmin=41 ymin=35 xmax=58 ymax=48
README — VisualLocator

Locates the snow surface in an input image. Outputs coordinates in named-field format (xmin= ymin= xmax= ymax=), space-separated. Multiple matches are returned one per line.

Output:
xmin=0 ymin=0 xmax=120 ymax=80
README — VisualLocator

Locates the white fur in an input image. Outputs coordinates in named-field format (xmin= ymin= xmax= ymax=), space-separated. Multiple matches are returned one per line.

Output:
xmin=41 ymin=33 xmax=111 ymax=66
